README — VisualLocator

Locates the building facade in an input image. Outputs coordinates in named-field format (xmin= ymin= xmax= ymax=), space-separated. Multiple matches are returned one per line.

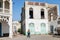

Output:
xmin=57 ymin=16 xmax=60 ymax=27
xmin=12 ymin=21 xmax=21 ymax=34
xmin=21 ymin=1 xmax=59 ymax=35
xmin=0 ymin=0 xmax=13 ymax=38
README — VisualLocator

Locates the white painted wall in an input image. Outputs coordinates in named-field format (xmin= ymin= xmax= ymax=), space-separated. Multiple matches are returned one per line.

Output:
xmin=25 ymin=19 xmax=49 ymax=34
xmin=22 ymin=1 xmax=58 ymax=35
xmin=24 ymin=2 xmax=49 ymax=35
xmin=12 ymin=21 xmax=21 ymax=32
xmin=25 ymin=5 xmax=48 ymax=19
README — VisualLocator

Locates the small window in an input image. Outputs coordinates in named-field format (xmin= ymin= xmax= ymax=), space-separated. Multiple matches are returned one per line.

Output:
xmin=29 ymin=8 xmax=33 ymax=19
xmin=41 ymin=9 xmax=45 ymax=19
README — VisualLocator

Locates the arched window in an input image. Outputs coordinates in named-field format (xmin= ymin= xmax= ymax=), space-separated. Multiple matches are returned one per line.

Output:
xmin=41 ymin=9 xmax=45 ymax=19
xmin=29 ymin=7 xmax=33 ymax=19
xmin=5 ymin=1 xmax=9 ymax=9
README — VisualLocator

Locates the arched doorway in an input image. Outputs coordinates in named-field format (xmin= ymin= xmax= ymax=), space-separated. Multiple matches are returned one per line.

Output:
xmin=41 ymin=23 xmax=46 ymax=34
xmin=0 ymin=23 xmax=2 ymax=36
xmin=50 ymin=25 xmax=54 ymax=33
xmin=29 ymin=23 xmax=35 ymax=34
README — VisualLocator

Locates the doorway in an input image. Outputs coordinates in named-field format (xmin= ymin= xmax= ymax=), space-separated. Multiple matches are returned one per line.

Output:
xmin=41 ymin=23 xmax=46 ymax=34
xmin=0 ymin=23 xmax=2 ymax=36
xmin=29 ymin=23 xmax=35 ymax=34
xmin=50 ymin=25 xmax=54 ymax=33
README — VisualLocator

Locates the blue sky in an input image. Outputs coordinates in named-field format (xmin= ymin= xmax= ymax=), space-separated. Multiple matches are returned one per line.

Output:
xmin=13 ymin=0 xmax=60 ymax=21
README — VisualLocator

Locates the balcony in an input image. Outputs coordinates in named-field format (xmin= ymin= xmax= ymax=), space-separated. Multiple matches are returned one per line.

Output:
xmin=4 ymin=9 xmax=10 ymax=14
xmin=0 ymin=8 xmax=10 ymax=15
xmin=0 ymin=8 xmax=3 ymax=12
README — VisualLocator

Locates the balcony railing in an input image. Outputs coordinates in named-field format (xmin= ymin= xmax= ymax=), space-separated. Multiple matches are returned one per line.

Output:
xmin=0 ymin=8 xmax=10 ymax=14
xmin=0 ymin=8 xmax=3 ymax=12
xmin=4 ymin=9 xmax=10 ymax=13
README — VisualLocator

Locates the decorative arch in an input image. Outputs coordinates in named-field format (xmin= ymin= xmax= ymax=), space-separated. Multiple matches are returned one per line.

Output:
xmin=5 ymin=0 xmax=10 ymax=9
xmin=29 ymin=7 xmax=33 ymax=10
xmin=41 ymin=23 xmax=46 ymax=26
xmin=29 ymin=23 xmax=34 ymax=27
xmin=41 ymin=8 xmax=44 ymax=11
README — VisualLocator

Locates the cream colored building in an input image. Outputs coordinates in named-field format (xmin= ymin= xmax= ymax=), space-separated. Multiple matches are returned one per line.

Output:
xmin=21 ymin=1 xmax=59 ymax=35
xmin=12 ymin=21 xmax=21 ymax=33
xmin=0 ymin=0 xmax=13 ymax=38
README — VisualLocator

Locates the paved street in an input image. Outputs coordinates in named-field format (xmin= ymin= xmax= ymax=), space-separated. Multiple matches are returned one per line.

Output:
xmin=0 ymin=35 xmax=60 ymax=40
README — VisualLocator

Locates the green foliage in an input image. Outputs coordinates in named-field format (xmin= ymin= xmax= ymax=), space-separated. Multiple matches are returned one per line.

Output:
xmin=18 ymin=28 xmax=21 ymax=33
xmin=23 ymin=32 xmax=26 ymax=35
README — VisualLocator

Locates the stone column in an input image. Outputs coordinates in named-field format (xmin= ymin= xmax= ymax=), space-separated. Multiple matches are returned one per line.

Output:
xmin=9 ymin=0 xmax=13 ymax=38
xmin=8 ymin=16 xmax=13 ymax=38
xmin=1 ymin=0 xmax=5 ymax=36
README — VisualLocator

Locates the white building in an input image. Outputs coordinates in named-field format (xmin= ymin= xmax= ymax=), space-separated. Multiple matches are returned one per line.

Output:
xmin=21 ymin=1 xmax=59 ymax=35
xmin=0 ymin=0 xmax=13 ymax=38
xmin=12 ymin=21 xmax=21 ymax=34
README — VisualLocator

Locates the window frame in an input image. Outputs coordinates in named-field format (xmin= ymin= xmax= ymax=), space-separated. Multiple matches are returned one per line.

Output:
xmin=29 ymin=7 xmax=33 ymax=19
xmin=41 ymin=8 xmax=45 ymax=19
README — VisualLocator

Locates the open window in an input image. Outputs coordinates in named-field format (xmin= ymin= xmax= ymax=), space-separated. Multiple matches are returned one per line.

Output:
xmin=29 ymin=8 xmax=33 ymax=19
xmin=5 ymin=1 xmax=9 ymax=9
xmin=41 ymin=9 xmax=45 ymax=19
